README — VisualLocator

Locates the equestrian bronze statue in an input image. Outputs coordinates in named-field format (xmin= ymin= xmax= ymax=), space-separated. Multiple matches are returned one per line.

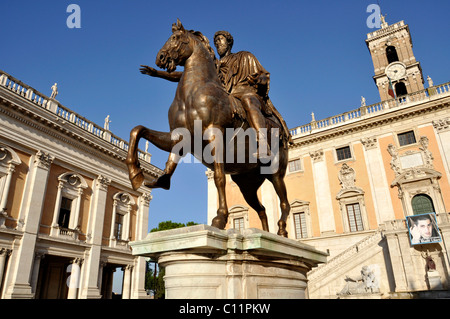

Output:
xmin=126 ymin=20 xmax=293 ymax=237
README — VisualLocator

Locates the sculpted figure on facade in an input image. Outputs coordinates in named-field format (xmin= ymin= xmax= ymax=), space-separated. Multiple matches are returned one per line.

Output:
xmin=387 ymin=144 xmax=401 ymax=175
xmin=338 ymin=163 xmax=356 ymax=189
xmin=339 ymin=265 xmax=380 ymax=295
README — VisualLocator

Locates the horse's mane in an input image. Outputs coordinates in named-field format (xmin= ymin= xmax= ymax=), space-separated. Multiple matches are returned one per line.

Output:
xmin=188 ymin=30 xmax=218 ymax=67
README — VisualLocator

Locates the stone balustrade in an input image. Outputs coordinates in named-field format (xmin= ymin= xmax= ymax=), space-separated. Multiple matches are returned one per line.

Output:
xmin=0 ymin=69 xmax=151 ymax=163
xmin=290 ymin=81 xmax=450 ymax=139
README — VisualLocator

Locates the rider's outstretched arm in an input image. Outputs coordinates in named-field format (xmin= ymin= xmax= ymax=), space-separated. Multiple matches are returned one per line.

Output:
xmin=140 ymin=65 xmax=182 ymax=82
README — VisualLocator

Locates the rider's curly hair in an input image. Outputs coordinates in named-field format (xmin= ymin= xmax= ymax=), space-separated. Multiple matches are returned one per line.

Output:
xmin=214 ymin=30 xmax=234 ymax=49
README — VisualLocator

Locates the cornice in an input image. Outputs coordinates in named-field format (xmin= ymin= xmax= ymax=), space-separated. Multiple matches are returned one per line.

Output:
xmin=366 ymin=21 xmax=409 ymax=43
xmin=0 ymin=87 xmax=163 ymax=179
xmin=290 ymin=96 xmax=450 ymax=149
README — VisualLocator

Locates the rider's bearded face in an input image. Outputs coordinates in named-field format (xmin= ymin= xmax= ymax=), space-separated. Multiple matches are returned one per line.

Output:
xmin=215 ymin=35 xmax=229 ymax=58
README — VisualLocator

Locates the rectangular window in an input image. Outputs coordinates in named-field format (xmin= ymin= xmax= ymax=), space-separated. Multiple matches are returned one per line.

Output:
xmin=233 ymin=217 xmax=244 ymax=230
xmin=346 ymin=203 xmax=363 ymax=232
xmin=398 ymin=131 xmax=416 ymax=146
xmin=58 ymin=197 xmax=72 ymax=229
xmin=289 ymin=159 xmax=301 ymax=172
xmin=293 ymin=212 xmax=307 ymax=239
xmin=114 ymin=213 xmax=124 ymax=240
xmin=336 ymin=146 xmax=352 ymax=161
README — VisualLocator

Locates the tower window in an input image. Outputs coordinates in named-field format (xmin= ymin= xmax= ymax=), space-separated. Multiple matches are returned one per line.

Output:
xmin=395 ymin=82 xmax=408 ymax=97
xmin=398 ymin=130 xmax=416 ymax=146
xmin=336 ymin=146 xmax=352 ymax=161
xmin=386 ymin=46 xmax=399 ymax=64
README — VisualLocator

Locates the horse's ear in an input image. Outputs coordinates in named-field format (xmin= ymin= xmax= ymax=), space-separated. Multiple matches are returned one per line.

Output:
xmin=172 ymin=18 xmax=185 ymax=33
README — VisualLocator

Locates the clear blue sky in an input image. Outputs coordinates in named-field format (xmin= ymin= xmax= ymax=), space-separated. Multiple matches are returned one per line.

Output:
xmin=1 ymin=0 xmax=449 ymax=232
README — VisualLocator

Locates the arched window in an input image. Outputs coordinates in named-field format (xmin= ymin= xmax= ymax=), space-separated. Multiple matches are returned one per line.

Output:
xmin=395 ymin=82 xmax=408 ymax=97
xmin=386 ymin=46 xmax=399 ymax=64
xmin=412 ymin=194 xmax=435 ymax=215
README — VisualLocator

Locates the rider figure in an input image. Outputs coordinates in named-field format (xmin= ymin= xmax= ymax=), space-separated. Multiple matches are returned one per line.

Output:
xmin=213 ymin=31 xmax=292 ymax=157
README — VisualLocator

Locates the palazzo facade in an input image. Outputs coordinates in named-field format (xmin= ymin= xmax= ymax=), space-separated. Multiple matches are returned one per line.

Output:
xmin=207 ymin=18 xmax=450 ymax=298
xmin=0 ymin=70 xmax=162 ymax=299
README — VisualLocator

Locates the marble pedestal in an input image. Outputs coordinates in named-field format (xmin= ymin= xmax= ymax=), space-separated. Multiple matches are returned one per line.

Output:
xmin=131 ymin=225 xmax=328 ymax=299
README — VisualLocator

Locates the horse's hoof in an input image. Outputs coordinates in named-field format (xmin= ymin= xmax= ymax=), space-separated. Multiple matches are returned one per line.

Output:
xmin=130 ymin=171 xmax=145 ymax=190
xmin=211 ymin=215 xmax=227 ymax=230
xmin=277 ymin=229 xmax=288 ymax=238
xmin=157 ymin=174 xmax=171 ymax=190
xmin=144 ymin=174 xmax=171 ymax=190
xmin=277 ymin=220 xmax=288 ymax=237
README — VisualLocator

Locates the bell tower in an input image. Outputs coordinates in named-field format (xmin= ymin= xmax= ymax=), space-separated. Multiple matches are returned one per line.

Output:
xmin=366 ymin=15 xmax=425 ymax=101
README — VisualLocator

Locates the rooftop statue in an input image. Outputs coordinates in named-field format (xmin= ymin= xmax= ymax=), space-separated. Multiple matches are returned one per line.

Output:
xmin=126 ymin=20 xmax=292 ymax=236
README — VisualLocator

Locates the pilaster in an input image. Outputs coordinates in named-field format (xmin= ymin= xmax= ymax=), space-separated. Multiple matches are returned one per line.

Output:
xmin=4 ymin=150 xmax=53 ymax=299
xmin=82 ymin=174 xmax=110 ymax=299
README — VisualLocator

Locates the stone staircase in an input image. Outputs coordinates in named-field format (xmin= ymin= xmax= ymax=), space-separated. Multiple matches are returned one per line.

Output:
xmin=307 ymin=229 xmax=386 ymax=298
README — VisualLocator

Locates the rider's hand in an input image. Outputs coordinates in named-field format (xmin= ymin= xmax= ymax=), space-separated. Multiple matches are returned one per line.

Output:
xmin=140 ymin=65 xmax=157 ymax=76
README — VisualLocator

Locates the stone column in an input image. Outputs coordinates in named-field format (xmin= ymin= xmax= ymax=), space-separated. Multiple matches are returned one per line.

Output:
xmin=121 ymin=265 xmax=133 ymax=299
xmin=67 ymin=258 xmax=83 ymax=299
xmin=98 ymin=260 xmax=107 ymax=293
xmin=105 ymin=268 xmax=115 ymax=299
xmin=4 ymin=151 xmax=53 ymax=299
xmin=206 ymin=169 xmax=217 ymax=225
xmin=81 ymin=175 xmax=110 ymax=299
xmin=0 ymin=248 xmax=11 ymax=296
xmin=50 ymin=182 xmax=64 ymax=236
xmin=30 ymin=252 xmax=45 ymax=294
xmin=131 ymin=192 xmax=152 ymax=299
xmin=0 ymin=165 xmax=15 ymax=215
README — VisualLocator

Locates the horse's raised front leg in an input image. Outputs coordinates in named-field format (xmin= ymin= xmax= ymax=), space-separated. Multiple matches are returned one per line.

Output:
xmin=126 ymin=125 xmax=175 ymax=190
xmin=144 ymin=152 xmax=179 ymax=190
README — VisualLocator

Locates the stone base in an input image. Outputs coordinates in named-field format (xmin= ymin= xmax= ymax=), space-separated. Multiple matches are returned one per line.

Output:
xmin=131 ymin=225 xmax=328 ymax=299
xmin=427 ymin=271 xmax=443 ymax=290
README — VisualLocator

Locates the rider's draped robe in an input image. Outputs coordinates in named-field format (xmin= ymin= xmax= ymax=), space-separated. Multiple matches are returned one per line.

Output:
xmin=217 ymin=51 xmax=292 ymax=144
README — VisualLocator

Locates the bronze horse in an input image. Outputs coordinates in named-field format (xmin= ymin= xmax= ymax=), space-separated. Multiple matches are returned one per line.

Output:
xmin=126 ymin=20 xmax=291 ymax=237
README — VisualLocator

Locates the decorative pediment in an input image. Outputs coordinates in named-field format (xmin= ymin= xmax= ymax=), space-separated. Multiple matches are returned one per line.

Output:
xmin=336 ymin=187 xmax=365 ymax=200
xmin=113 ymin=192 xmax=136 ymax=206
xmin=58 ymin=172 xmax=88 ymax=189
xmin=229 ymin=205 xmax=248 ymax=214
xmin=391 ymin=167 xmax=441 ymax=187
xmin=0 ymin=145 xmax=21 ymax=167
xmin=290 ymin=199 xmax=310 ymax=209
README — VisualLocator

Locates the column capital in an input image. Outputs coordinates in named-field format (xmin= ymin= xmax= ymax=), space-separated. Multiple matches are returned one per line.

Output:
xmin=34 ymin=150 xmax=54 ymax=170
xmin=0 ymin=248 xmax=12 ymax=257
xmin=96 ymin=175 xmax=111 ymax=191
xmin=139 ymin=191 xmax=153 ymax=206
xmin=360 ymin=136 xmax=378 ymax=150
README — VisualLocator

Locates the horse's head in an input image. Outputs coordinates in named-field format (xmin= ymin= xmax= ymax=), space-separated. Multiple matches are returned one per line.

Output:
xmin=156 ymin=19 xmax=194 ymax=73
